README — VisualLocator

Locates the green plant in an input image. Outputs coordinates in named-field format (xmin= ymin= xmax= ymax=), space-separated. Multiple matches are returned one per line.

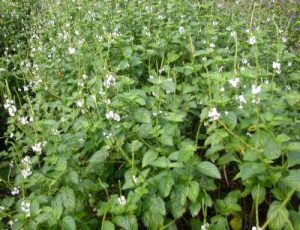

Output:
xmin=1 ymin=0 xmax=300 ymax=229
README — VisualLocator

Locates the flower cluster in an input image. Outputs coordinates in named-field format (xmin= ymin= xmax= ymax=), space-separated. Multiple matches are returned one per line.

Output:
xmin=11 ymin=187 xmax=20 ymax=196
xmin=103 ymin=73 xmax=116 ymax=88
xmin=4 ymin=97 xmax=17 ymax=117
xmin=117 ymin=195 xmax=127 ymax=206
xmin=272 ymin=61 xmax=281 ymax=74
xmin=248 ymin=36 xmax=256 ymax=45
xmin=21 ymin=156 xmax=32 ymax=178
xmin=105 ymin=111 xmax=121 ymax=121
xmin=21 ymin=200 xmax=30 ymax=217
xmin=208 ymin=107 xmax=221 ymax=121
xmin=31 ymin=141 xmax=47 ymax=155
xmin=229 ymin=77 xmax=240 ymax=88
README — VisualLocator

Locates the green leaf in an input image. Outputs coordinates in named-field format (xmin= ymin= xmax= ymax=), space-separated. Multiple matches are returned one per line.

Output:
xmin=237 ymin=162 xmax=266 ymax=181
xmin=142 ymin=211 xmax=164 ymax=230
xmin=68 ymin=171 xmax=79 ymax=184
xmin=223 ymin=112 xmax=237 ymax=130
xmin=150 ymin=157 xmax=171 ymax=168
xmin=114 ymin=215 xmax=138 ymax=230
xmin=197 ymin=161 xmax=221 ymax=179
xmin=189 ymin=201 xmax=201 ymax=217
xmin=188 ymin=181 xmax=199 ymax=203
xmin=89 ymin=148 xmax=108 ymax=164
xmin=142 ymin=150 xmax=158 ymax=168
xmin=134 ymin=108 xmax=151 ymax=123
xmin=251 ymin=185 xmax=266 ymax=204
xmin=167 ymin=53 xmax=180 ymax=63
xmin=158 ymin=172 xmax=174 ymax=198
xmin=281 ymin=170 xmax=300 ymax=192
xmin=146 ymin=196 xmax=166 ymax=216
xmin=170 ymin=198 xmax=185 ymax=219
xmin=267 ymin=201 xmax=289 ymax=230
xmin=163 ymin=112 xmax=186 ymax=122
xmin=287 ymin=142 xmax=300 ymax=153
xmin=51 ymin=195 xmax=63 ymax=220
xmin=60 ymin=187 xmax=76 ymax=212
xmin=61 ymin=216 xmax=76 ymax=230
xmin=56 ymin=156 xmax=67 ymax=171
xmin=102 ymin=220 xmax=115 ymax=230
xmin=158 ymin=134 xmax=174 ymax=146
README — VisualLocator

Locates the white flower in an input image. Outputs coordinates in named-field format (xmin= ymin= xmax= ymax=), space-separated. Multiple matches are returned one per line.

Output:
xmin=32 ymin=142 xmax=43 ymax=154
xmin=105 ymin=111 xmax=121 ymax=122
xmin=212 ymin=21 xmax=218 ymax=26
xmin=237 ymin=94 xmax=246 ymax=104
xmin=179 ymin=26 xmax=185 ymax=34
xmin=208 ymin=107 xmax=221 ymax=121
xmin=210 ymin=43 xmax=215 ymax=48
xmin=103 ymin=73 xmax=116 ymax=88
xmin=19 ymin=117 xmax=29 ymax=125
xmin=0 ymin=206 xmax=4 ymax=211
xmin=248 ymin=36 xmax=256 ymax=45
xmin=117 ymin=195 xmax=127 ymax=206
xmin=229 ymin=77 xmax=240 ymax=88
xmin=11 ymin=187 xmax=19 ymax=195
xmin=201 ymin=223 xmax=210 ymax=230
xmin=68 ymin=47 xmax=76 ymax=54
xmin=202 ymin=57 xmax=207 ymax=62
xmin=252 ymin=227 xmax=262 ymax=230
xmin=282 ymin=36 xmax=287 ymax=43
xmin=231 ymin=31 xmax=237 ymax=38
xmin=220 ymin=86 xmax=225 ymax=92
xmin=251 ymin=85 xmax=261 ymax=94
xmin=272 ymin=61 xmax=281 ymax=74
xmin=288 ymin=61 xmax=292 ymax=67
xmin=21 ymin=201 xmax=30 ymax=217
xmin=132 ymin=175 xmax=138 ymax=183
xmin=242 ymin=58 xmax=248 ymax=65
xmin=4 ymin=99 xmax=17 ymax=117
xmin=21 ymin=168 xmax=32 ymax=178
xmin=76 ymin=99 xmax=84 ymax=108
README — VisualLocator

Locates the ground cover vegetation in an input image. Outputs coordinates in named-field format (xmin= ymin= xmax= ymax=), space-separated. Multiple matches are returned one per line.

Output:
xmin=0 ymin=0 xmax=300 ymax=229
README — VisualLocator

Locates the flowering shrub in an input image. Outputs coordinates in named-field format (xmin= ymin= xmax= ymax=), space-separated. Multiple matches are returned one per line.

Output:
xmin=1 ymin=0 xmax=300 ymax=229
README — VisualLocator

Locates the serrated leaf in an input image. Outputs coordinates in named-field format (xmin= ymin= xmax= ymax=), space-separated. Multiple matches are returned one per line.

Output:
xmin=267 ymin=201 xmax=289 ymax=230
xmin=251 ymin=185 xmax=266 ymax=204
xmin=142 ymin=150 xmax=158 ymax=168
xmin=238 ymin=162 xmax=266 ymax=181
xmin=61 ymin=216 xmax=76 ymax=230
xmin=159 ymin=134 xmax=174 ymax=146
xmin=150 ymin=157 xmax=171 ymax=168
xmin=60 ymin=187 xmax=75 ymax=212
xmin=281 ymin=170 xmax=300 ymax=192
xmin=158 ymin=172 xmax=174 ymax=198
xmin=163 ymin=112 xmax=186 ymax=122
xmin=287 ymin=142 xmax=300 ymax=152
xmin=142 ymin=211 xmax=164 ymax=230
xmin=68 ymin=171 xmax=79 ymax=184
xmin=189 ymin=201 xmax=201 ymax=217
xmin=51 ymin=194 xmax=63 ymax=220
xmin=114 ymin=215 xmax=138 ymax=230
xmin=167 ymin=53 xmax=180 ymax=63
xmin=145 ymin=196 xmax=166 ymax=216
xmin=134 ymin=108 xmax=151 ymax=123
xmin=188 ymin=181 xmax=199 ymax=202
xmin=102 ymin=220 xmax=115 ymax=230
xmin=230 ymin=214 xmax=242 ymax=230
xmin=89 ymin=149 xmax=108 ymax=164
xmin=197 ymin=161 xmax=221 ymax=179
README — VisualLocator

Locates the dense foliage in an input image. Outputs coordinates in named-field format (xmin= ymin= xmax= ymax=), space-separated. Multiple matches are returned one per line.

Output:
xmin=1 ymin=0 xmax=300 ymax=229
